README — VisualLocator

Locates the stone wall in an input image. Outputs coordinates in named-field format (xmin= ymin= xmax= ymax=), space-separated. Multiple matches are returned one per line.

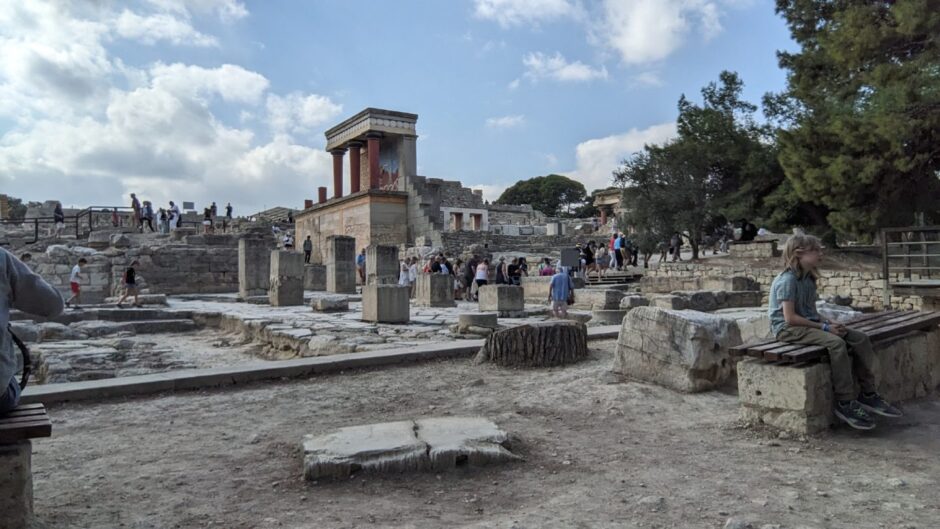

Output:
xmin=645 ymin=262 xmax=923 ymax=310
xmin=436 ymin=231 xmax=601 ymax=258
xmin=729 ymin=240 xmax=780 ymax=259
xmin=486 ymin=204 xmax=545 ymax=226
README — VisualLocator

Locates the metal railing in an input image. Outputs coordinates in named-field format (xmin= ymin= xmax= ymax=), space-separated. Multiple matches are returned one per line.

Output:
xmin=882 ymin=225 xmax=940 ymax=305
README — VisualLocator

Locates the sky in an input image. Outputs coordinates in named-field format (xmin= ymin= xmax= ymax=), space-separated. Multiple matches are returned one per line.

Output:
xmin=0 ymin=0 xmax=796 ymax=215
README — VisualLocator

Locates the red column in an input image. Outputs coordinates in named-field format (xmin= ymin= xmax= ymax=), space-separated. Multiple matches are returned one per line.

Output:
xmin=366 ymin=134 xmax=381 ymax=190
xmin=348 ymin=141 xmax=362 ymax=194
xmin=600 ymin=208 xmax=607 ymax=226
xmin=330 ymin=148 xmax=345 ymax=198
xmin=318 ymin=186 xmax=327 ymax=203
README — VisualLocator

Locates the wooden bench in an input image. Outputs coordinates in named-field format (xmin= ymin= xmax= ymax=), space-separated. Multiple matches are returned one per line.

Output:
xmin=1 ymin=403 xmax=52 ymax=528
xmin=730 ymin=310 xmax=940 ymax=365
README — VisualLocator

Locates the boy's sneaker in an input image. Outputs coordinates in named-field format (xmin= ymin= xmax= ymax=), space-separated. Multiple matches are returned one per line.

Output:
xmin=834 ymin=400 xmax=876 ymax=430
xmin=857 ymin=393 xmax=903 ymax=418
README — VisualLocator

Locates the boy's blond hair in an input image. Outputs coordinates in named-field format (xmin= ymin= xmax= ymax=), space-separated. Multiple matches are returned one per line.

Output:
xmin=782 ymin=234 xmax=822 ymax=280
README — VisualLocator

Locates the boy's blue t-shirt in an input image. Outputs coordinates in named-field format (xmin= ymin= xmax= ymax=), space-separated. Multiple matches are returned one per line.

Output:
xmin=549 ymin=273 xmax=572 ymax=302
xmin=768 ymin=269 xmax=821 ymax=336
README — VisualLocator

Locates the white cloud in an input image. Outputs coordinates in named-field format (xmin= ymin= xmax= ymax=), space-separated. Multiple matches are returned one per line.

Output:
xmin=565 ymin=122 xmax=677 ymax=192
xmin=485 ymin=114 xmax=525 ymax=129
xmin=507 ymin=78 xmax=521 ymax=90
xmin=522 ymin=52 xmax=608 ymax=83
xmin=114 ymin=10 xmax=219 ymax=47
xmin=145 ymin=0 xmax=249 ymax=23
xmin=266 ymin=92 xmax=343 ymax=134
xmin=593 ymin=0 xmax=726 ymax=64
xmin=471 ymin=184 xmax=508 ymax=203
xmin=0 ymin=0 xmax=338 ymax=214
xmin=633 ymin=71 xmax=664 ymax=87
xmin=473 ymin=0 xmax=579 ymax=28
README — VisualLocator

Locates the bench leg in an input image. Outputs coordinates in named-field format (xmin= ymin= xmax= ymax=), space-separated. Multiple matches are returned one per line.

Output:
xmin=0 ymin=440 xmax=32 ymax=529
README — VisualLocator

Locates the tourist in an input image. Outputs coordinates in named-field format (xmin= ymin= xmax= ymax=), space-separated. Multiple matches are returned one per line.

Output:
xmin=658 ymin=240 xmax=669 ymax=262
xmin=619 ymin=233 xmax=631 ymax=269
xmin=356 ymin=249 xmax=366 ymax=284
xmin=463 ymin=255 xmax=479 ymax=301
xmin=203 ymin=207 xmax=213 ymax=234
xmin=670 ymin=232 xmax=683 ymax=262
xmin=115 ymin=260 xmax=140 ymax=308
xmin=769 ymin=234 xmax=901 ymax=430
xmin=408 ymin=257 xmax=418 ymax=297
xmin=474 ymin=258 xmax=489 ymax=291
xmin=141 ymin=201 xmax=155 ymax=232
xmin=210 ymin=202 xmax=218 ymax=220
xmin=65 ymin=257 xmax=87 ymax=310
xmin=739 ymin=218 xmax=758 ymax=242
xmin=613 ymin=233 xmax=623 ymax=270
xmin=454 ymin=258 xmax=465 ymax=299
xmin=111 ymin=207 xmax=120 ymax=227
xmin=158 ymin=208 xmax=169 ymax=234
xmin=168 ymin=201 xmax=181 ymax=231
xmin=398 ymin=258 xmax=410 ymax=287
xmin=548 ymin=266 xmax=574 ymax=319
xmin=539 ymin=259 xmax=555 ymax=276
xmin=0 ymin=247 xmax=64 ymax=414
xmin=629 ymin=236 xmax=639 ymax=267
xmin=53 ymin=202 xmax=65 ymax=238
xmin=224 ymin=202 xmax=233 ymax=233
xmin=518 ymin=257 xmax=529 ymax=278
xmin=303 ymin=236 xmax=313 ymax=263
xmin=596 ymin=242 xmax=609 ymax=277
xmin=130 ymin=193 xmax=142 ymax=232
xmin=494 ymin=257 xmax=507 ymax=284
xmin=582 ymin=241 xmax=597 ymax=279
xmin=283 ymin=233 xmax=294 ymax=250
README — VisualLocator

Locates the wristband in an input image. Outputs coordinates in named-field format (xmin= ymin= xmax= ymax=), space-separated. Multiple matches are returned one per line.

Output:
xmin=822 ymin=323 xmax=830 ymax=333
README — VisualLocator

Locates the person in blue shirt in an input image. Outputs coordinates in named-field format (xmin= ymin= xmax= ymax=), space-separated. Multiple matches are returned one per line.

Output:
xmin=548 ymin=265 xmax=573 ymax=319
xmin=769 ymin=234 xmax=900 ymax=430
xmin=356 ymin=249 xmax=366 ymax=284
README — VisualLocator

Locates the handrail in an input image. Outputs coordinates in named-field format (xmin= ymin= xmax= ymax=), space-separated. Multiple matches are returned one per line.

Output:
xmin=882 ymin=226 xmax=940 ymax=306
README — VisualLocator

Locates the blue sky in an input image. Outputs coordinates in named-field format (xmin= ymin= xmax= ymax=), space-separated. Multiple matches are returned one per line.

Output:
xmin=0 ymin=0 xmax=795 ymax=213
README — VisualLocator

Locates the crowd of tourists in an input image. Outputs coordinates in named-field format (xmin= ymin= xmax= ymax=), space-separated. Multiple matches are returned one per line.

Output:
xmin=119 ymin=194 xmax=234 ymax=235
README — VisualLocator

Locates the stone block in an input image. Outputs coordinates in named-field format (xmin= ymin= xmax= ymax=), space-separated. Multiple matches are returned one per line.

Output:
xmin=737 ymin=359 xmax=834 ymax=435
xmin=478 ymin=285 xmax=524 ymax=316
xmin=0 ymin=441 xmax=33 ymax=529
xmin=366 ymin=244 xmax=399 ymax=285
xmin=268 ymin=250 xmax=304 ymax=306
xmin=620 ymin=295 xmax=650 ymax=310
xmin=304 ymin=264 xmax=326 ymax=291
xmin=238 ymin=236 xmax=271 ymax=298
xmin=573 ymin=288 xmax=626 ymax=310
xmin=326 ymin=235 xmax=356 ymax=294
xmin=311 ymin=294 xmax=349 ymax=312
xmin=456 ymin=312 xmax=498 ymax=333
xmin=613 ymin=307 xmax=744 ymax=392
xmin=650 ymin=294 xmax=688 ymax=310
xmin=520 ymin=276 xmax=552 ymax=302
xmin=591 ymin=309 xmax=628 ymax=325
xmin=722 ymin=290 xmax=762 ymax=308
xmin=415 ymin=273 xmax=455 ymax=307
xmin=362 ymin=284 xmax=410 ymax=323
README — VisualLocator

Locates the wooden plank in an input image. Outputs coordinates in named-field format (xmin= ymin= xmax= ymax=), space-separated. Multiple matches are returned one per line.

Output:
xmin=762 ymin=343 xmax=806 ymax=361
xmin=866 ymin=312 xmax=940 ymax=342
xmin=854 ymin=311 xmax=926 ymax=334
xmin=0 ymin=415 xmax=50 ymax=427
xmin=780 ymin=345 xmax=827 ymax=364
xmin=748 ymin=341 xmax=794 ymax=353
xmin=0 ymin=421 xmax=51 ymax=443
xmin=1 ymin=408 xmax=47 ymax=419
xmin=844 ymin=310 xmax=902 ymax=326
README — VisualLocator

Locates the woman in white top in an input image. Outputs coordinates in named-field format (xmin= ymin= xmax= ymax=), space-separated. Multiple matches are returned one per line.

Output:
xmin=474 ymin=259 xmax=489 ymax=287
xmin=407 ymin=257 xmax=418 ymax=297
xmin=398 ymin=259 xmax=410 ymax=286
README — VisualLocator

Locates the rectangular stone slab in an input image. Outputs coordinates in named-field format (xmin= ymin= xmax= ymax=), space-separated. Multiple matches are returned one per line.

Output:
xmin=302 ymin=421 xmax=427 ymax=481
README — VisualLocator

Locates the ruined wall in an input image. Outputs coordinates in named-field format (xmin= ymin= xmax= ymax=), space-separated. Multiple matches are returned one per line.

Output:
xmin=645 ymin=262 xmax=923 ymax=310
xmin=486 ymin=204 xmax=545 ymax=226
xmin=295 ymin=192 xmax=408 ymax=261
xmin=436 ymin=231 xmax=599 ymax=257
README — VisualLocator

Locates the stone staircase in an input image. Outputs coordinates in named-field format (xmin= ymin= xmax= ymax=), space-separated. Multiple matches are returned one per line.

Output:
xmin=404 ymin=175 xmax=445 ymax=246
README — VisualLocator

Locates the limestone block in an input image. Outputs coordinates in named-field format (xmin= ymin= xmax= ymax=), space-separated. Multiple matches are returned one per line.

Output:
xmin=268 ymin=250 xmax=304 ymax=306
xmin=620 ymin=295 xmax=650 ymax=310
xmin=365 ymin=244 xmax=399 ymax=285
xmin=416 ymin=417 xmax=520 ymax=470
xmin=311 ymin=294 xmax=348 ymax=312
xmin=304 ymin=264 xmax=326 ymax=291
xmin=478 ymin=285 xmax=524 ymax=315
xmin=456 ymin=313 xmax=498 ymax=333
xmin=238 ymin=236 xmax=271 ymax=298
xmin=737 ymin=359 xmax=834 ymax=435
xmin=414 ymin=273 xmax=455 ymax=307
xmin=722 ymin=290 xmax=762 ymax=308
xmin=591 ymin=309 xmax=628 ymax=325
xmin=613 ymin=307 xmax=743 ymax=392
xmin=650 ymin=294 xmax=688 ymax=310
xmin=573 ymin=288 xmax=626 ymax=310
xmin=0 ymin=441 xmax=33 ymax=529
xmin=870 ymin=330 xmax=936 ymax=403
xmin=361 ymin=284 xmax=410 ymax=323
xmin=326 ymin=235 xmax=357 ymax=294
xmin=520 ymin=276 xmax=552 ymax=302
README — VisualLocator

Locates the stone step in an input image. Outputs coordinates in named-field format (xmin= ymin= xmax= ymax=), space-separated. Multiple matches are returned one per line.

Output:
xmin=12 ymin=307 xmax=195 ymax=325
xmin=69 ymin=318 xmax=198 ymax=337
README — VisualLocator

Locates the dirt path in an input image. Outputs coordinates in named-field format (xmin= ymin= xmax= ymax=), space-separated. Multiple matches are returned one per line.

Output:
xmin=29 ymin=340 xmax=940 ymax=529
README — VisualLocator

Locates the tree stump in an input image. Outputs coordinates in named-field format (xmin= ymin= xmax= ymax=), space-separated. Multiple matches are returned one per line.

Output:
xmin=474 ymin=321 xmax=588 ymax=367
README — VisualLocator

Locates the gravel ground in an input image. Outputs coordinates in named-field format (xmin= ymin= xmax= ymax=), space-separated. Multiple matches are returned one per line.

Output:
xmin=28 ymin=339 xmax=940 ymax=529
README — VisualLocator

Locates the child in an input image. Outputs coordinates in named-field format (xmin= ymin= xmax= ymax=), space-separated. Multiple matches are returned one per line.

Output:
xmin=65 ymin=258 xmax=87 ymax=310
xmin=769 ymin=234 xmax=901 ymax=430
xmin=115 ymin=260 xmax=140 ymax=308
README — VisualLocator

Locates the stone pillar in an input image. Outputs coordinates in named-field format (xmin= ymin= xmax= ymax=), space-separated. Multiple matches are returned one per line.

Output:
xmin=269 ymin=250 xmax=304 ymax=306
xmin=326 ymin=235 xmax=357 ymax=293
xmin=400 ymin=135 xmax=417 ymax=180
xmin=362 ymin=284 xmax=410 ymax=323
xmin=348 ymin=141 xmax=362 ymax=194
xmin=366 ymin=244 xmax=399 ymax=285
xmin=478 ymin=285 xmax=525 ymax=317
xmin=239 ymin=234 xmax=271 ymax=299
xmin=367 ymin=133 xmax=381 ymax=190
xmin=415 ymin=273 xmax=456 ymax=307
xmin=318 ymin=187 xmax=327 ymax=204
xmin=0 ymin=441 xmax=33 ymax=529
xmin=331 ymin=148 xmax=345 ymax=199
xmin=304 ymin=264 xmax=326 ymax=291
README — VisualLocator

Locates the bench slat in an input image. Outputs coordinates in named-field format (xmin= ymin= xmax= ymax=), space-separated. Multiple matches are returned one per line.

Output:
xmin=762 ymin=343 xmax=807 ymax=361
xmin=781 ymin=345 xmax=827 ymax=364
xmin=844 ymin=310 xmax=903 ymax=327
xmin=853 ymin=311 xmax=927 ymax=334
xmin=1 ymin=408 xmax=47 ymax=419
xmin=0 ymin=404 xmax=52 ymax=443
xmin=0 ymin=415 xmax=51 ymax=426
xmin=865 ymin=312 xmax=940 ymax=342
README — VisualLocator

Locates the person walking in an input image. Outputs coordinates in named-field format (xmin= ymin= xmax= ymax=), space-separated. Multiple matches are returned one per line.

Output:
xmin=65 ymin=258 xmax=87 ymax=309
xmin=548 ymin=266 xmax=574 ymax=319
xmin=141 ymin=201 xmax=155 ymax=232
xmin=670 ymin=232 xmax=683 ymax=262
xmin=53 ymin=202 xmax=65 ymax=238
xmin=203 ymin=207 xmax=213 ymax=234
xmin=1 ymin=248 xmax=64 ymax=414
xmin=495 ymin=257 xmax=507 ymax=285
xmin=115 ymin=260 xmax=140 ymax=308
xmin=130 ymin=193 xmax=142 ymax=232
xmin=303 ymin=236 xmax=313 ymax=263
xmin=464 ymin=255 xmax=479 ymax=301
xmin=407 ymin=257 xmax=418 ymax=298
xmin=223 ymin=202 xmax=233 ymax=233
xmin=474 ymin=258 xmax=489 ymax=291
xmin=168 ymin=201 xmax=181 ymax=231
xmin=356 ymin=249 xmax=366 ymax=284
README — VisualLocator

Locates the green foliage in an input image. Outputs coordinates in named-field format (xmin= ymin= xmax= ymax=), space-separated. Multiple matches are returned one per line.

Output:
xmin=496 ymin=174 xmax=588 ymax=217
xmin=766 ymin=0 xmax=940 ymax=241
xmin=5 ymin=196 xmax=27 ymax=220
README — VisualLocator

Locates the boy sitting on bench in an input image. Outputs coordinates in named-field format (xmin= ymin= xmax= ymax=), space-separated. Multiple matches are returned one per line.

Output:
xmin=768 ymin=234 xmax=901 ymax=430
